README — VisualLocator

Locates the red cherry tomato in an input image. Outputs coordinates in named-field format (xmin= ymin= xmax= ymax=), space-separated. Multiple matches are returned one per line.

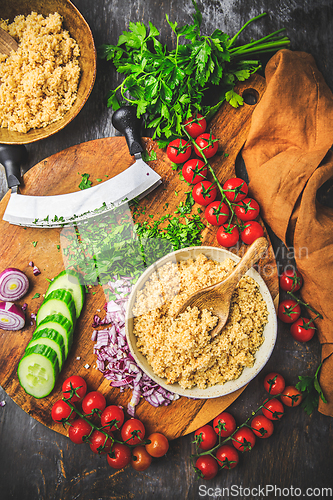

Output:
xmin=205 ymin=201 xmax=230 ymax=226
xmin=89 ymin=430 xmax=114 ymax=454
xmin=68 ymin=418 xmax=93 ymax=444
xmin=212 ymin=411 xmax=237 ymax=438
xmin=183 ymin=113 xmax=207 ymax=138
xmin=51 ymin=399 xmax=76 ymax=423
xmin=192 ymin=181 xmax=217 ymax=206
xmin=240 ymin=221 xmax=264 ymax=245
xmin=62 ymin=375 xmax=87 ymax=403
xmin=194 ymin=132 xmax=219 ymax=158
xmin=262 ymin=398 xmax=285 ymax=421
xmin=280 ymin=269 xmax=303 ymax=292
xmin=251 ymin=415 xmax=274 ymax=438
xmin=290 ymin=317 xmax=316 ymax=342
xmin=195 ymin=455 xmax=219 ymax=480
xmin=100 ymin=405 xmax=125 ymax=432
xmin=216 ymin=444 xmax=239 ymax=469
xmin=145 ymin=433 xmax=169 ymax=457
xmin=263 ymin=372 xmax=286 ymax=395
xmin=216 ymin=224 xmax=239 ymax=247
xmin=223 ymin=177 xmax=248 ymax=202
xmin=107 ymin=442 xmax=132 ymax=470
xmin=82 ymin=391 xmax=106 ymax=416
xmin=232 ymin=427 xmax=256 ymax=452
xmin=234 ymin=197 xmax=260 ymax=221
xmin=280 ymin=386 xmax=303 ymax=407
xmin=182 ymin=159 xmax=208 ymax=184
xmin=121 ymin=418 xmax=146 ymax=445
xmin=278 ymin=299 xmax=301 ymax=324
xmin=131 ymin=446 xmax=152 ymax=471
xmin=167 ymin=138 xmax=192 ymax=164
xmin=194 ymin=425 xmax=217 ymax=451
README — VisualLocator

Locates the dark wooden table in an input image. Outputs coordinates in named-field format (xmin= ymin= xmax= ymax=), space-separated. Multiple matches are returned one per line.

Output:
xmin=1 ymin=1 xmax=333 ymax=499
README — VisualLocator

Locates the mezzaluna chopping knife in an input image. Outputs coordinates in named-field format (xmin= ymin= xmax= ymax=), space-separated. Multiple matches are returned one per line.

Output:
xmin=1 ymin=107 xmax=162 ymax=228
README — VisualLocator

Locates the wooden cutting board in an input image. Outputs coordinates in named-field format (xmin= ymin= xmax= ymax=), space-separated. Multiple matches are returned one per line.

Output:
xmin=0 ymin=74 xmax=278 ymax=440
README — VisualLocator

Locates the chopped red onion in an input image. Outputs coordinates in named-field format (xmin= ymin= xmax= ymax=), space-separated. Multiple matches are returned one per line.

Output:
xmin=92 ymin=276 xmax=178 ymax=416
xmin=32 ymin=266 xmax=41 ymax=276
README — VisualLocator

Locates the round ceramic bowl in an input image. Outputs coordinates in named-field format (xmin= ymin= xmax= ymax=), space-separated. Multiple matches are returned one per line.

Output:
xmin=125 ymin=246 xmax=277 ymax=399
xmin=0 ymin=0 xmax=96 ymax=144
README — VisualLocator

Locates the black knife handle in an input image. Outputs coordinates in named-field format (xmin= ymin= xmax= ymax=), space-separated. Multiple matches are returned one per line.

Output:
xmin=112 ymin=106 xmax=143 ymax=156
xmin=0 ymin=144 xmax=28 ymax=189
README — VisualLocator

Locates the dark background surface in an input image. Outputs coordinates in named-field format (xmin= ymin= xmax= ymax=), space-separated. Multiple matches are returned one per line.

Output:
xmin=1 ymin=1 xmax=333 ymax=499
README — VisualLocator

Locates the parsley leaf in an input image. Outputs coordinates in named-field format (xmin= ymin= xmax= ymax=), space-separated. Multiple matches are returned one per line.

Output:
xmin=296 ymin=363 xmax=328 ymax=415
xmin=79 ymin=173 xmax=92 ymax=190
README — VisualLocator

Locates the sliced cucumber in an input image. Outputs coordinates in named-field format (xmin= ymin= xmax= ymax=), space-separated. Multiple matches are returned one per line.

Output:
xmin=28 ymin=328 xmax=65 ymax=370
xmin=45 ymin=270 xmax=85 ymax=319
xmin=17 ymin=344 xmax=59 ymax=398
xmin=34 ymin=313 xmax=73 ymax=358
xmin=36 ymin=289 xmax=76 ymax=327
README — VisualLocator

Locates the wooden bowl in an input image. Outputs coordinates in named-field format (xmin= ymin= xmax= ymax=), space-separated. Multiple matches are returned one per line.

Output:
xmin=126 ymin=246 xmax=277 ymax=399
xmin=0 ymin=0 xmax=96 ymax=144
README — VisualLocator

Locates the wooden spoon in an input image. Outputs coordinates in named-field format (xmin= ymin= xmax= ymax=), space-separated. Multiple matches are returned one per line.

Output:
xmin=0 ymin=27 xmax=18 ymax=56
xmin=174 ymin=236 xmax=269 ymax=337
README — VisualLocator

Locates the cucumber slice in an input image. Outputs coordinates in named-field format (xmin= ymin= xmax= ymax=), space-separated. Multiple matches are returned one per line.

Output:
xmin=17 ymin=344 xmax=59 ymax=398
xmin=36 ymin=289 xmax=76 ymax=327
xmin=34 ymin=313 xmax=73 ymax=358
xmin=28 ymin=328 xmax=66 ymax=370
xmin=45 ymin=270 xmax=85 ymax=319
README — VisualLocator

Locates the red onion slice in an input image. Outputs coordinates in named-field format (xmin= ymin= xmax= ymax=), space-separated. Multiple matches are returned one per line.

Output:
xmin=0 ymin=268 xmax=29 ymax=301
xmin=0 ymin=301 xmax=26 ymax=330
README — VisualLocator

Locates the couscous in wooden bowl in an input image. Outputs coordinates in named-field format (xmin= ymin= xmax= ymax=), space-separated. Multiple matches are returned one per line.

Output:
xmin=0 ymin=0 xmax=96 ymax=144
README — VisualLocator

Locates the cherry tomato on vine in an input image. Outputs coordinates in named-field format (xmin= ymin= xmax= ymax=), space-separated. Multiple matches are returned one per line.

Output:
xmin=167 ymin=138 xmax=192 ymax=163
xmin=223 ymin=177 xmax=248 ymax=202
xmin=192 ymin=181 xmax=217 ymax=206
xmin=68 ymin=418 xmax=93 ymax=444
xmin=216 ymin=445 xmax=239 ymax=469
xmin=205 ymin=201 xmax=230 ymax=226
xmin=121 ymin=418 xmax=146 ymax=445
xmin=62 ymin=375 xmax=87 ymax=403
xmin=182 ymin=158 xmax=208 ymax=184
xmin=290 ymin=317 xmax=316 ymax=342
xmin=212 ymin=411 xmax=236 ymax=438
xmin=263 ymin=372 xmax=286 ymax=395
xmin=131 ymin=446 xmax=152 ymax=471
xmin=100 ymin=405 xmax=125 ymax=432
xmin=183 ymin=113 xmax=207 ymax=138
xmin=195 ymin=455 xmax=219 ymax=480
xmin=232 ymin=427 xmax=256 ymax=452
xmin=82 ymin=391 xmax=106 ymax=416
xmin=280 ymin=269 xmax=303 ymax=292
xmin=194 ymin=425 xmax=217 ymax=451
xmin=194 ymin=132 xmax=219 ymax=158
xmin=107 ymin=442 xmax=132 ymax=470
xmin=278 ymin=299 xmax=301 ymax=324
xmin=145 ymin=433 xmax=169 ymax=457
xmin=240 ymin=221 xmax=264 ymax=245
xmin=89 ymin=430 xmax=114 ymax=455
xmin=234 ymin=197 xmax=260 ymax=221
xmin=262 ymin=398 xmax=285 ymax=421
xmin=251 ymin=415 xmax=274 ymax=438
xmin=51 ymin=399 xmax=76 ymax=423
xmin=280 ymin=386 xmax=303 ymax=407
xmin=216 ymin=224 xmax=239 ymax=248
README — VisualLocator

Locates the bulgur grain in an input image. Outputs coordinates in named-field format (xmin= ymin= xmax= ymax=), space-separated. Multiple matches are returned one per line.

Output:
xmin=0 ymin=12 xmax=80 ymax=133
xmin=132 ymin=253 xmax=268 ymax=389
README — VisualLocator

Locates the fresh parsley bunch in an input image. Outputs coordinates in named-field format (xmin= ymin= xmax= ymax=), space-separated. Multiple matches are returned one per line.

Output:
xmin=99 ymin=0 xmax=290 ymax=139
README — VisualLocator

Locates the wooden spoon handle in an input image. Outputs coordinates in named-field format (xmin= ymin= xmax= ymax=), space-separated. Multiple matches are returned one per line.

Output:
xmin=217 ymin=236 xmax=269 ymax=294
xmin=0 ymin=27 xmax=18 ymax=56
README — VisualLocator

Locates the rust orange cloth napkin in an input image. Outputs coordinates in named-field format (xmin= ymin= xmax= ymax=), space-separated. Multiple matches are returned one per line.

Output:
xmin=242 ymin=49 xmax=333 ymax=416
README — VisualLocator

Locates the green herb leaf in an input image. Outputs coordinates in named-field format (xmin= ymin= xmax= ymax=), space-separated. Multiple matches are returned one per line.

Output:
xmin=296 ymin=363 xmax=327 ymax=415
xmin=79 ymin=173 xmax=92 ymax=190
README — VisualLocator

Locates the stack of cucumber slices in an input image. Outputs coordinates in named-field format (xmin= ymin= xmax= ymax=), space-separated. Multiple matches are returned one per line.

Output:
xmin=17 ymin=269 xmax=86 ymax=399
